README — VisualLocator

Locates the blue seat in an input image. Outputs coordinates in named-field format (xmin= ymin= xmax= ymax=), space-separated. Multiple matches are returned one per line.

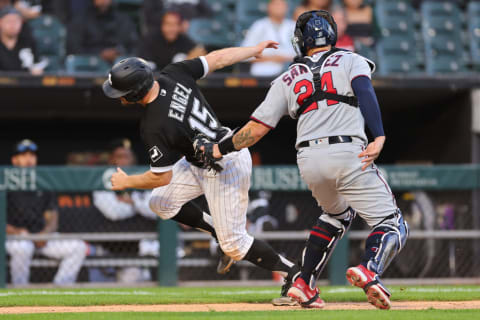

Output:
xmin=29 ymin=15 xmax=66 ymax=69
xmin=421 ymin=1 xmax=467 ymax=74
xmin=188 ymin=18 xmax=237 ymax=47
xmin=188 ymin=0 xmax=236 ymax=47
xmin=468 ymin=1 xmax=480 ymax=70
xmin=65 ymin=55 xmax=111 ymax=74
xmin=375 ymin=0 xmax=416 ymax=37
xmin=376 ymin=37 xmax=421 ymax=75
xmin=354 ymin=40 xmax=376 ymax=61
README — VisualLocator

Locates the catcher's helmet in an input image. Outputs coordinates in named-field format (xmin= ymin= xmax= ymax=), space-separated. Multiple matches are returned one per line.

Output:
xmin=292 ymin=10 xmax=337 ymax=56
xmin=103 ymin=57 xmax=154 ymax=102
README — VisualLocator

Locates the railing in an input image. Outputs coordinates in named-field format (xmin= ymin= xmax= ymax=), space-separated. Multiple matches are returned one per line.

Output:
xmin=1 ymin=165 xmax=480 ymax=287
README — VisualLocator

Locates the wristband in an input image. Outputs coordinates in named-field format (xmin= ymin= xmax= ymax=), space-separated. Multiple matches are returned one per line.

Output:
xmin=218 ymin=136 xmax=237 ymax=155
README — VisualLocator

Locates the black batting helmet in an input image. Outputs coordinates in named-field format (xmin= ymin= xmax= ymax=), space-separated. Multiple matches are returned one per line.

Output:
xmin=103 ymin=57 xmax=154 ymax=102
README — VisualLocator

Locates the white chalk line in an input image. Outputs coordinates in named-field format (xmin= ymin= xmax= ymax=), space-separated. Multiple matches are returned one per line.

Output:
xmin=0 ymin=287 xmax=478 ymax=297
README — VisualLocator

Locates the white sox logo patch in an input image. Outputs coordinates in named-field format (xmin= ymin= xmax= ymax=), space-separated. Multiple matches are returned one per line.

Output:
xmin=149 ymin=146 xmax=163 ymax=162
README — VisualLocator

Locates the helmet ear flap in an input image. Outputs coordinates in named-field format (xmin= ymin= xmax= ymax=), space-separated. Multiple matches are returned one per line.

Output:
xmin=293 ymin=11 xmax=314 ymax=56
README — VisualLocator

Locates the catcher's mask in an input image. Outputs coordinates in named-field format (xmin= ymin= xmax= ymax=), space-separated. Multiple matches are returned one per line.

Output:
xmin=103 ymin=57 xmax=154 ymax=103
xmin=292 ymin=10 xmax=337 ymax=56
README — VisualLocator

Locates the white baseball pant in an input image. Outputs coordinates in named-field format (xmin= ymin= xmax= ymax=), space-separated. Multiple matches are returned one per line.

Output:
xmin=6 ymin=238 xmax=87 ymax=285
xmin=149 ymin=149 xmax=254 ymax=261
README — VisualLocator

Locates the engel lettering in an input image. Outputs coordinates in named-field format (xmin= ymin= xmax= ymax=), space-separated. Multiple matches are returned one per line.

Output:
xmin=168 ymin=109 xmax=184 ymax=122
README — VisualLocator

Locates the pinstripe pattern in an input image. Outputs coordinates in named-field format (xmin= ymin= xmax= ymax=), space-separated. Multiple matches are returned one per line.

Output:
xmin=149 ymin=149 xmax=254 ymax=261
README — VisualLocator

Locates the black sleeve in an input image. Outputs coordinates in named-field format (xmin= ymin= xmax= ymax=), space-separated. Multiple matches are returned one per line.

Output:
xmin=67 ymin=17 xmax=85 ymax=54
xmin=44 ymin=192 xmax=58 ymax=212
xmin=143 ymin=130 xmax=182 ymax=172
xmin=161 ymin=57 xmax=207 ymax=81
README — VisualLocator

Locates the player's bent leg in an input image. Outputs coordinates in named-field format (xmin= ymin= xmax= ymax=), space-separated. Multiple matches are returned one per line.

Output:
xmin=41 ymin=239 xmax=87 ymax=285
xmin=149 ymin=158 xmax=216 ymax=234
xmin=201 ymin=149 xmax=297 ymax=296
xmin=346 ymin=211 xmax=409 ymax=310
xmin=6 ymin=240 xmax=34 ymax=285
xmin=287 ymin=208 xmax=355 ymax=308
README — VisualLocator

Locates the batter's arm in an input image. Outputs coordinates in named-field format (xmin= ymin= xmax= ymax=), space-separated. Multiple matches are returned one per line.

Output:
xmin=213 ymin=121 xmax=270 ymax=158
xmin=111 ymin=168 xmax=172 ymax=190
xmin=204 ymin=41 xmax=279 ymax=73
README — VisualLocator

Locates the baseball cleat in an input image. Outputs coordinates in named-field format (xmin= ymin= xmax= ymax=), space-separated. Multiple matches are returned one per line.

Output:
xmin=216 ymin=253 xmax=235 ymax=274
xmin=287 ymin=278 xmax=325 ymax=309
xmin=346 ymin=264 xmax=391 ymax=310
xmin=272 ymin=280 xmax=298 ymax=306
xmin=271 ymin=296 xmax=299 ymax=306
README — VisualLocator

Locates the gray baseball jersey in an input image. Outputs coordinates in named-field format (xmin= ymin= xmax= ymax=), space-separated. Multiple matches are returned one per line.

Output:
xmin=252 ymin=50 xmax=398 ymax=225
xmin=251 ymin=50 xmax=375 ymax=148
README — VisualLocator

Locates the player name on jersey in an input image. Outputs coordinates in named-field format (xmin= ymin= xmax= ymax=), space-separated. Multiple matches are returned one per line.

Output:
xmin=168 ymin=82 xmax=192 ymax=123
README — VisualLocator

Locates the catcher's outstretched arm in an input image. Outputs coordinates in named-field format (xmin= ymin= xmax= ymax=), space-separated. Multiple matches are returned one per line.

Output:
xmin=213 ymin=120 xmax=270 ymax=158
xmin=204 ymin=41 xmax=278 ymax=73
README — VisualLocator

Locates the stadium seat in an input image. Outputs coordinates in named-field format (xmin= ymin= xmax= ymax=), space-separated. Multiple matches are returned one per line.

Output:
xmin=42 ymin=55 xmax=63 ymax=73
xmin=376 ymin=37 xmax=421 ymax=75
xmin=421 ymin=1 xmax=468 ymax=74
xmin=354 ymin=40 xmax=376 ymax=61
xmin=65 ymin=55 xmax=111 ymax=74
xmin=28 ymin=15 xmax=66 ymax=70
xmin=468 ymin=2 xmax=480 ymax=70
xmin=188 ymin=19 xmax=237 ymax=48
xmin=375 ymin=0 xmax=416 ymax=37
xmin=114 ymin=0 xmax=142 ymax=5
xmin=188 ymin=0 xmax=236 ymax=48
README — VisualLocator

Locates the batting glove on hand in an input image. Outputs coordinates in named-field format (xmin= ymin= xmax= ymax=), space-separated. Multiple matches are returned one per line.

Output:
xmin=193 ymin=133 xmax=224 ymax=173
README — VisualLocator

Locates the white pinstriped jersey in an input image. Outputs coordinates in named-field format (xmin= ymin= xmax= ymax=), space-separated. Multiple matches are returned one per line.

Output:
xmin=251 ymin=50 xmax=375 ymax=147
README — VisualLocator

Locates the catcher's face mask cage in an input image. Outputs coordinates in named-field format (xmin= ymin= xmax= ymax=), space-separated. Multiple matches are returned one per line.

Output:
xmin=292 ymin=10 xmax=338 ymax=56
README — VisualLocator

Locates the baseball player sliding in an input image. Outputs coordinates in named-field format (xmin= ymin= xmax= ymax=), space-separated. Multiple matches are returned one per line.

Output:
xmin=101 ymin=41 xmax=299 ymax=296
xmin=195 ymin=10 xmax=408 ymax=309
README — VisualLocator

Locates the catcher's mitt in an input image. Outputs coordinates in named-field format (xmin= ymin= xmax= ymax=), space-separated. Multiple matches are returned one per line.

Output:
xmin=193 ymin=133 xmax=223 ymax=173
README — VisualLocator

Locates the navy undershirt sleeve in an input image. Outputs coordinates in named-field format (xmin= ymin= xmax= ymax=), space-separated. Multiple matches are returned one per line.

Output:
xmin=351 ymin=76 xmax=385 ymax=138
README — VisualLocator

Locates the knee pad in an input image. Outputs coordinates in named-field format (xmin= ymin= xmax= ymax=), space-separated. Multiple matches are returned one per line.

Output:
xmin=302 ymin=207 xmax=356 ymax=279
xmin=365 ymin=211 xmax=409 ymax=275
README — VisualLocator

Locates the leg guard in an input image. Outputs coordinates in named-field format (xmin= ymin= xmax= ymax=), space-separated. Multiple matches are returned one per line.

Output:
xmin=362 ymin=210 xmax=409 ymax=275
xmin=300 ymin=207 xmax=356 ymax=288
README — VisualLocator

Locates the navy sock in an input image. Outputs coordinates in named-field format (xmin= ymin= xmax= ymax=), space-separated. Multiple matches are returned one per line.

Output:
xmin=299 ymin=225 xmax=335 ymax=285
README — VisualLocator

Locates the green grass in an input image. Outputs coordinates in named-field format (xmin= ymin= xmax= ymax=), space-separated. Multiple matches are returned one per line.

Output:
xmin=0 ymin=310 xmax=479 ymax=320
xmin=0 ymin=285 xmax=478 ymax=307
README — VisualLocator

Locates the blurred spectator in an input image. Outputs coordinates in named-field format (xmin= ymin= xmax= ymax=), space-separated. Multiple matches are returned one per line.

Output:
xmin=93 ymin=139 xmax=156 ymax=222
xmin=332 ymin=7 xmax=354 ymax=51
xmin=241 ymin=0 xmax=296 ymax=77
xmin=92 ymin=139 xmax=162 ymax=283
xmin=6 ymin=139 xmax=87 ymax=286
xmin=143 ymin=0 xmax=213 ymax=33
xmin=14 ymin=0 xmax=41 ymax=20
xmin=67 ymin=0 xmax=138 ymax=63
xmin=0 ymin=0 xmax=39 ymax=20
xmin=0 ymin=6 xmax=44 ymax=74
xmin=0 ymin=0 xmax=10 ymax=10
xmin=139 ymin=11 xmax=206 ymax=71
xmin=343 ymin=0 xmax=373 ymax=45
xmin=293 ymin=0 xmax=333 ymax=20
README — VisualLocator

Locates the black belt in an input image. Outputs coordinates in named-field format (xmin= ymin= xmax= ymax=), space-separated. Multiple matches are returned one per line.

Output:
xmin=298 ymin=136 xmax=353 ymax=148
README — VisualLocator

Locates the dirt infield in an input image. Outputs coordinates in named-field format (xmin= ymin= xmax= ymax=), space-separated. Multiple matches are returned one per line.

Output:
xmin=1 ymin=301 xmax=479 ymax=314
